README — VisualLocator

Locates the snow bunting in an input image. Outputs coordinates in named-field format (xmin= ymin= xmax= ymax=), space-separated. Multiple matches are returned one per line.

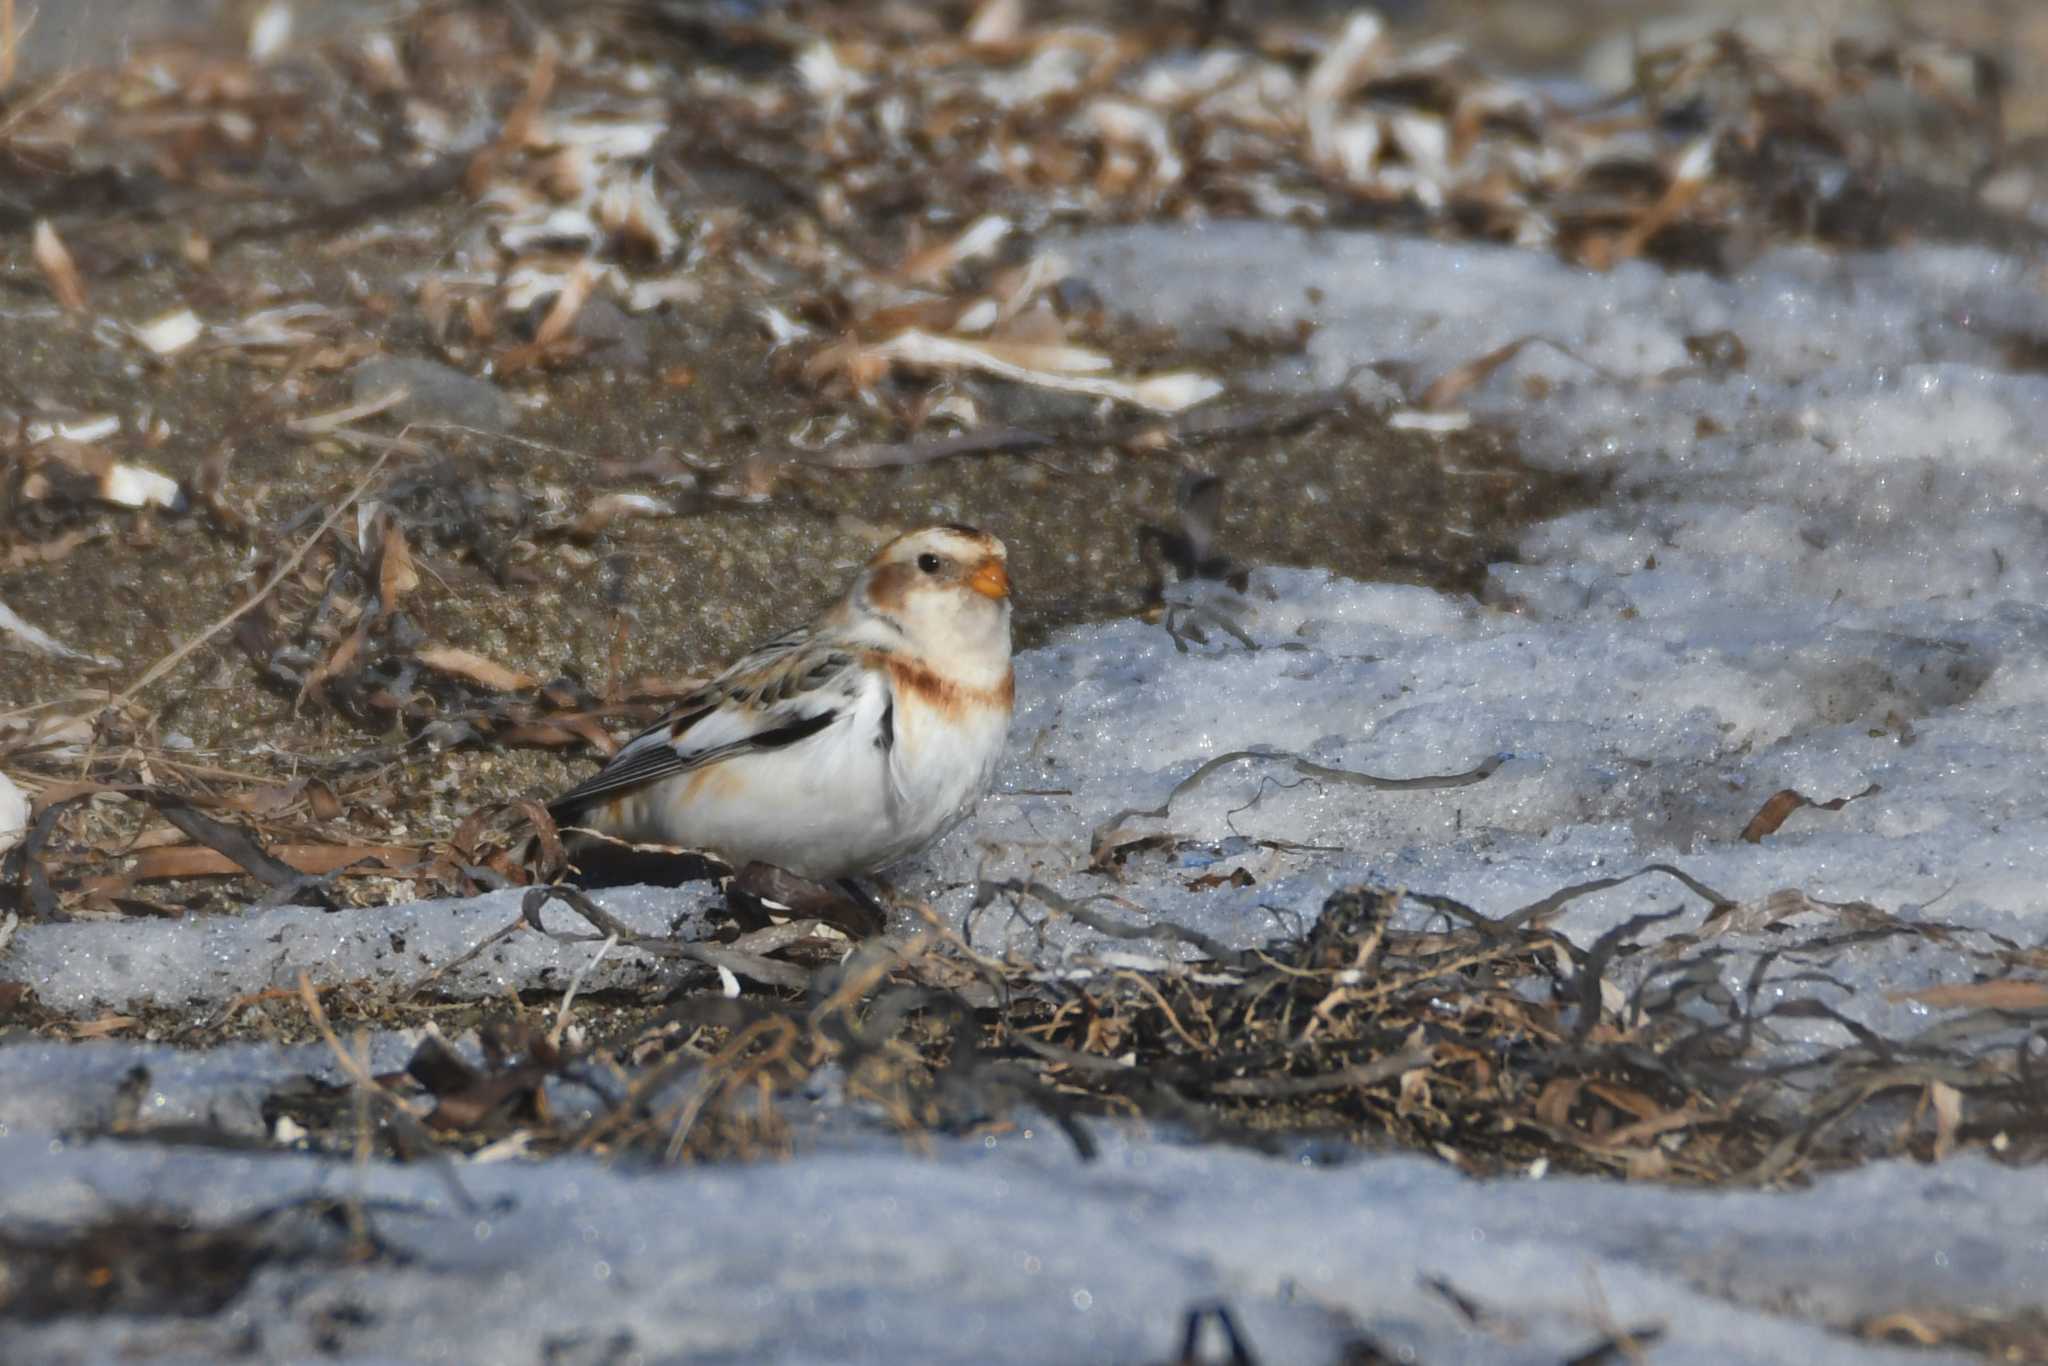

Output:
xmin=548 ymin=525 xmax=1013 ymax=881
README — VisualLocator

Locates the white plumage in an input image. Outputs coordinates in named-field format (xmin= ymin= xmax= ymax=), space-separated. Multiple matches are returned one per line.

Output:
xmin=548 ymin=525 xmax=1014 ymax=880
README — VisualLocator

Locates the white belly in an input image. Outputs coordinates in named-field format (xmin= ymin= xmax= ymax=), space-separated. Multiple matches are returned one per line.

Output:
xmin=591 ymin=679 xmax=1009 ymax=880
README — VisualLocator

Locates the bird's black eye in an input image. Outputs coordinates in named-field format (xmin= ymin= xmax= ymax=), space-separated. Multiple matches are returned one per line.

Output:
xmin=917 ymin=552 xmax=942 ymax=573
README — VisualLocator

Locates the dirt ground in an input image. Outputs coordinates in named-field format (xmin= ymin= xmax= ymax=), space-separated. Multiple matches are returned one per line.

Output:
xmin=3 ymin=0 xmax=2042 ymax=916
xmin=0 ymin=0 xmax=1616 ymax=914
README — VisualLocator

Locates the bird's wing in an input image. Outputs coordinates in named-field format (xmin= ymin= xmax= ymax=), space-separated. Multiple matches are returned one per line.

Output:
xmin=547 ymin=630 xmax=861 ymax=819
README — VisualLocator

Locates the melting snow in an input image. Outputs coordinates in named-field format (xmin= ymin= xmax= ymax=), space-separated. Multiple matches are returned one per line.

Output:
xmin=9 ymin=222 xmax=2048 ymax=1359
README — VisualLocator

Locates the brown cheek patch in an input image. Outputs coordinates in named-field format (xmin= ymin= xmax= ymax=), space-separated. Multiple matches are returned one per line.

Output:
xmin=876 ymin=656 xmax=1014 ymax=723
xmin=865 ymin=562 xmax=915 ymax=616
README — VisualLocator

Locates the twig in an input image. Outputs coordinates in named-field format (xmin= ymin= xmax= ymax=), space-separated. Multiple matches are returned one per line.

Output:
xmin=114 ymin=446 xmax=394 ymax=706
xmin=286 ymin=387 xmax=409 ymax=435
xmin=350 ymin=1027 xmax=374 ymax=1179
xmin=0 ymin=0 xmax=17 ymax=92
xmin=521 ymin=884 xmax=812 ymax=990
xmin=0 ymin=66 xmax=84 ymax=142
xmin=297 ymin=970 xmax=431 ymax=1118
xmin=550 ymin=932 xmax=618 ymax=1048
xmin=297 ymin=971 xmax=483 ymax=1214
xmin=1089 ymin=749 xmax=1504 ymax=867
xmin=659 ymin=1016 xmax=793 ymax=1161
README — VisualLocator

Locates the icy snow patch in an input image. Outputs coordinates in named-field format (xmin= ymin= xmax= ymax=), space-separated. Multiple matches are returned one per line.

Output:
xmin=1066 ymin=224 xmax=2048 ymax=615
xmin=3 ymin=218 xmax=2048 ymax=1364
xmin=11 ymin=885 xmax=718 ymax=1014
xmin=0 ymin=1034 xmax=425 ymax=1140
xmin=888 ymin=222 xmax=2048 ymax=1054
xmin=0 ymin=1130 xmax=2021 ymax=1364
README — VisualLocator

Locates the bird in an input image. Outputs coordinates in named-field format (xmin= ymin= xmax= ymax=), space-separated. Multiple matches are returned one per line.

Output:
xmin=545 ymin=524 xmax=1014 ymax=885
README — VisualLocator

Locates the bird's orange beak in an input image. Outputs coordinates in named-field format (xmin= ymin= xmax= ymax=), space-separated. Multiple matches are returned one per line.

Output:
xmin=966 ymin=557 xmax=1010 ymax=600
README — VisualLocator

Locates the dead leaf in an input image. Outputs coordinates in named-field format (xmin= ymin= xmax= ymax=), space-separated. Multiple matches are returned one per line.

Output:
xmin=1584 ymin=1081 xmax=1663 ymax=1122
xmin=298 ymin=616 xmax=369 ymax=706
xmin=88 ymin=841 xmax=417 ymax=890
xmin=1605 ymin=137 xmax=1714 ymax=266
xmin=377 ymin=515 xmax=420 ymax=611
xmin=1740 ymin=783 xmax=1881 ymax=842
xmin=1861 ymin=1311 xmax=1958 ymax=1346
xmin=1928 ymin=1079 xmax=1963 ymax=1161
xmin=32 ymin=218 xmax=86 ymax=312
xmin=568 ymin=492 xmax=672 ymax=538
xmin=287 ymin=386 xmax=408 ymax=435
xmin=69 ymin=1014 xmax=139 ymax=1039
xmin=1740 ymin=790 xmax=1808 ymax=842
xmin=1622 ymin=1146 xmax=1671 ymax=1180
xmin=1418 ymin=336 xmax=1522 ymax=407
xmin=964 ymin=0 xmax=1025 ymax=48
xmin=858 ymin=329 xmax=1221 ymax=413
xmin=497 ymin=713 xmax=616 ymax=752
xmin=465 ymin=31 xmax=558 ymax=194
xmin=517 ymin=797 xmax=565 ymax=882
xmin=1534 ymin=1075 xmax=1586 ymax=1129
xmin=899 ymin=213 xmax=1011 ymax=285
xmin=416 ymin=645 xmax=539 ymax=692
xmin=2 ymin=526 xmax=105 ymax=568
xmin=1887 ymin=979 xmax=2048 ymax=1010
xmin=500 ymin=258 xmax=598 ymax=373
xmin=306 ymin=780 xmax=343 ymax=822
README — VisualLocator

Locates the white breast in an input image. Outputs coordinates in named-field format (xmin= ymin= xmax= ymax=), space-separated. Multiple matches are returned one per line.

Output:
xmin=877 ymin=685 xmax=1012 ymax=869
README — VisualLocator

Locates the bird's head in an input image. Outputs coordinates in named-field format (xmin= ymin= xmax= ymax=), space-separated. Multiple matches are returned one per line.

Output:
xmin=852 ymin=524 xmax=1012 ymax=678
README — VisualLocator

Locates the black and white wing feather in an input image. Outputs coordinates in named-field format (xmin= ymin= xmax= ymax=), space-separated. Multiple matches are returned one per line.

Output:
xmin=547 ymin=629 xmax=859 ymax=820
